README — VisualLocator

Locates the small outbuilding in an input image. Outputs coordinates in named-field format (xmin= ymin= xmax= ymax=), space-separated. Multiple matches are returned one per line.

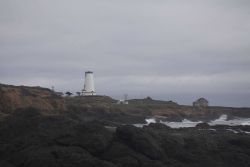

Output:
xmin=117 ymin=100 xmax=129 ymax=105
xmin=193 ymin=98 xmax=209 ymax=107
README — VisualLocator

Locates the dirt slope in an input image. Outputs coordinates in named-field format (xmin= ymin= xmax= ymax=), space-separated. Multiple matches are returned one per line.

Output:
xmin=0 ymin=84 xmax=65 ymax=114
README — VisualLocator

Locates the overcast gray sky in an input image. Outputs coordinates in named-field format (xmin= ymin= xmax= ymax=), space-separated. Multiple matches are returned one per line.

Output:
xmin=1 ymin=0 xmax=250 ymax=107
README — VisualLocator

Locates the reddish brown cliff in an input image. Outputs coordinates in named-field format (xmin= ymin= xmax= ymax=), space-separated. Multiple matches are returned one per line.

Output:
xmin=0 ymin=84 xmax=65 ymax=114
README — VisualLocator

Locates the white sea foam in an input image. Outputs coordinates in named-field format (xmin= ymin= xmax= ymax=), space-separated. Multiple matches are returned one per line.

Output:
xmin=133 ymin=118 xmax=156 ymax=128
xmin=160 ymin=119 xmax=202 ymax=128
xmin=134 ymin=115 xmax=250 ymax=128
xmin=145 ymin=118 xmax=156 ymax=124
xmin=241 ymin=121 xmax=250 ymax=126
xmin=210 ymin=115 xmax=250 ymax=126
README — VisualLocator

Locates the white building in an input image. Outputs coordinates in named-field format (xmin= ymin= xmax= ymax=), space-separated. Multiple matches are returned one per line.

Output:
xmin=117 ymin=100 xmax=129 ymax=105
xmin=82 ymin=71 xmax=96 ymax=96
xmin=117 ymin=94 xmax=129 ymax=104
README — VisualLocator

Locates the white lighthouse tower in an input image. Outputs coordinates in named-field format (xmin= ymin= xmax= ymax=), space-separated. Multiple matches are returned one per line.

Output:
xmin=83 ymin=71 xmax=96 ymax=96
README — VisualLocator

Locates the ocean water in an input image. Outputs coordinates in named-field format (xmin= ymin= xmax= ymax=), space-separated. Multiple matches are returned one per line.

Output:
xmin=134 ymin=115 xmax=250 ymax=128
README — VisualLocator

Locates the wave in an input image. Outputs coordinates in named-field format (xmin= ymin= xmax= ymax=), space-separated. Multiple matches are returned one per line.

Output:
xmin=134 ymin=115 xmax=250 ymax=128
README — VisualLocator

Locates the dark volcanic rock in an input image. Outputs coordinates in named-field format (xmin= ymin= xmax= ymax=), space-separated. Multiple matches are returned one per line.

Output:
xmin=10 ymin=146 xmax=116 ymax=167
xmin=146 ymin=122 xmax=172 ymax=130
xmin=116 ymin=125 xmax=164 ymax=160
xmin=74 ymin=122 xmax=113 ymax=155
xmin=195 ymin=122 xmax=210 ymax=129
xmin=1 ymin=107 xmax=250 ymax=167
xmin=0 ymin=107 xmax=115 ymax=167
xmin=101 ymin=141 xmax=165 ymax=167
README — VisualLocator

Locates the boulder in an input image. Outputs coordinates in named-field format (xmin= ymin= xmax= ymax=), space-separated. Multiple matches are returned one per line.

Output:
xmin=116 ymin=125 xmax=163 ymax=160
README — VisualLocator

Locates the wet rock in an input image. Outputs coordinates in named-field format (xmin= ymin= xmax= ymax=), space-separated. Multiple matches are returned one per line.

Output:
xmin=101 ymin=142 xmax=141 ymax=167
xmin=145 ymin=123 xmax=172 ymax=130
xmin=10 ymin=146 xmax=116 ymax=167
xmin=195 ymin=122 xmax=210 ymax=129
xmin=1 ymin=107 xmax=250 ymax=167
xmin=102 ymin=142 xmax=165 ymax=167
xmin=116 ymin=125 xmax=164 ymax=160
xmin=0 ymin=160 xmax=15 ymax=167
xmin=75 ymin=122 xmax=113 ymax=155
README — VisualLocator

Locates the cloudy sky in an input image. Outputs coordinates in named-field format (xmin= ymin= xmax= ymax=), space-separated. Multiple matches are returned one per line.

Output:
xmin=1 ymin=0 xmax=250 ymax=107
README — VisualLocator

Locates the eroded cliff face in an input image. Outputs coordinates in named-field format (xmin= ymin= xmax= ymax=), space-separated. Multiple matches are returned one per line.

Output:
xmin=1 ymin=83 xmax=250 ymax=123
xmin=0 ymin=84 xmax=65 ymax=114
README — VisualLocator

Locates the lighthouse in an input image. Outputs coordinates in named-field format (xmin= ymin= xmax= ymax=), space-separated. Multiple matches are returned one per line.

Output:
xmin=83 ymin=71 xmax=96 ymax=96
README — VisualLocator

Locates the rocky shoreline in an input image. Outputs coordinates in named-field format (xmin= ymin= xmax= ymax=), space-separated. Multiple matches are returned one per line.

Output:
xmin=0 ymin=108 xmax=250 ymax=167
xmin=1 ymin=84 xmax=250 ymax=167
